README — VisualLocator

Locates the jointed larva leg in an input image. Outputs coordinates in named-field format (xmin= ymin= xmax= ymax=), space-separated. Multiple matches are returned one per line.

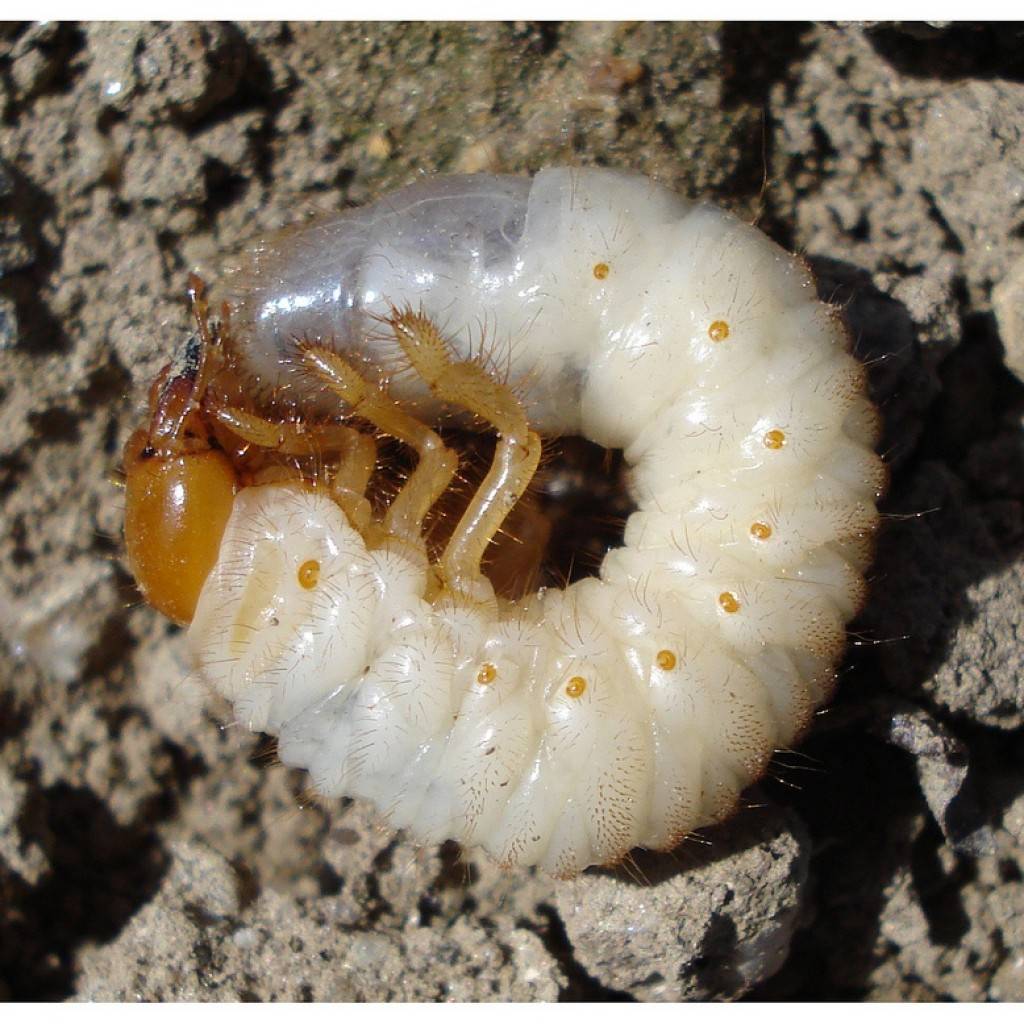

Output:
xmin=386 ymin=308 xmax=543 ymax=599
xmin=125 ymin=166 xmax=886 ymax=877
xmin=211 ymin=405 xmax=367 ymax=458
xmin=210 ymin=405 xmax=378 ymax=532
xmin=297 ymin=341 xmax=459 ymax=559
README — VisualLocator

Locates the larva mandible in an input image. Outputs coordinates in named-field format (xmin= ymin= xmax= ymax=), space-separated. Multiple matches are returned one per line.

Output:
xmin=124 ymin=167 xmax=884 ymax=878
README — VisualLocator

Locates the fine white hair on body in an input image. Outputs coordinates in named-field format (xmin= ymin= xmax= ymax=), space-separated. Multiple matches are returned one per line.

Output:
xmin=190 ymin=167 xmax=884 ymax=877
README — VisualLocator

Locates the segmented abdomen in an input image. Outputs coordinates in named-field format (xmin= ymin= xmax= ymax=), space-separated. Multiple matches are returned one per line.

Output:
xmin=190 ymin=168 xmax=883 ymax=876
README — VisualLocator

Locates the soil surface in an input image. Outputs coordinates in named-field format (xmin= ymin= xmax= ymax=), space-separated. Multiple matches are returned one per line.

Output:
xmin=2 ymin=21 xmax=1024 ymax=1002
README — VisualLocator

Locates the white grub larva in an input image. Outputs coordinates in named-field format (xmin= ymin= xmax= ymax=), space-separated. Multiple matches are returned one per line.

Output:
xmin=123 ymin=167 xmax=884 ymax=878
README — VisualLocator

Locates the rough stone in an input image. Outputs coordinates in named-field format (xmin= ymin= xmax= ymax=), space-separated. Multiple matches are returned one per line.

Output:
xmin=74 ymin=839 xmax=564 ymax=1001
xmin=994 ymin=255 xmax=1024 ymax=384
xmin=125 ymin=23 xmax=247 ymax=126
xmin=0 ymin=157 xmax=35 ymax=274
xmin=928 ymin=559 xmax=1024 ymax=730
xmin=0 ymin=765 xmax=49 ymax=886
xmin=555 ymin=810 xmax=810 ymax=1000
xmin=911 ymin=81 xmax=1024 ymax=298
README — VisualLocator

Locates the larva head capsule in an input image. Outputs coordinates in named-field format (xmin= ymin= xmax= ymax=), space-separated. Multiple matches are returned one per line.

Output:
xmin=123 ymin=280 xmax=239 ymax=626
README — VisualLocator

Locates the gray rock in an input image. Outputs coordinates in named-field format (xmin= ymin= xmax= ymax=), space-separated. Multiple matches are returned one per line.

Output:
xmin=555 ymin=809 xmax=810 ymax=1000
xmin=86 ymin=23 xmax=248 ymax=125
xmin=6 ymin=22 xmax=69 ymax=103
xmin=0 ymin=158 xmax=35 ymax=275
xmin=912 ymin=81 xmax=1024 ymax=299
xmin=929 ymin=559 xmax=1024 ymax=729
xmin=865 ymin=698 xmax=992 ymax=853
xmin=74 ymin=840 xmax=564 ymax=1001
xmin=0 ymin=293 xmax=16 ymax=349
xmin=0 ymin=765 xmax=49 ymax=886
xmin=994 ymin=255 xmax=1024 ymax=384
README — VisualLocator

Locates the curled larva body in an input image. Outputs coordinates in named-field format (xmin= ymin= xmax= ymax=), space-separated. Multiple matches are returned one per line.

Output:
xmin=176 ymin=167 xmax=884 ymax=877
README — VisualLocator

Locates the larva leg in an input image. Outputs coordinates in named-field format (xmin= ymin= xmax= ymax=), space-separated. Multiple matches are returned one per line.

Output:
xmin=386 ymin=308 xmax=542 ymax=599
xmin=212 ymin=405 xmax=368 ymax=457
xmin=210 ymin=405 xmax=377 ymax=531
xmin=327 ymin=430 xmax=377 ymax=532
xmin=482 ymin=490 xmax=551 ymax=599
xmin=296 ymin=343 xmax=458 ymax=555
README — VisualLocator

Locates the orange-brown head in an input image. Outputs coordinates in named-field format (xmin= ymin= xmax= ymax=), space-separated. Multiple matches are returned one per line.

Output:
xmin=123 ymin=430 xmax=237 ymax=625
xmin=123 ymin=328 xmax=238 ymax=625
